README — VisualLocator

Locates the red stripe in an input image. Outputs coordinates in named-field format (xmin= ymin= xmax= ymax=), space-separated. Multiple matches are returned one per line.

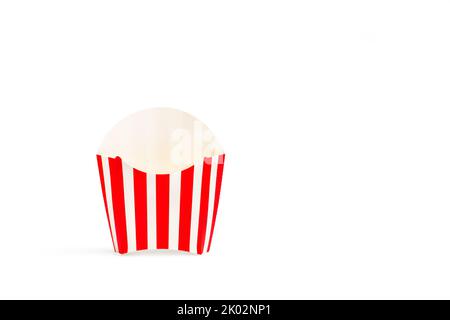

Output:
xmin=178 ymin=165 xmax=194 ymax=252
xmin=197 ymin=157 xmax=212 ymax=254
xmin=156 ymin=174 xmax=170 ymax=249
xmin=96 ymin=155 xmax=116 ymax=252
xmin=108 ymin=157 xmax=128 ymax=254
xmin=207 ymin=154 xmax=225 ymax=252
xmin=133 ymin=168 xmax=148 ymax=251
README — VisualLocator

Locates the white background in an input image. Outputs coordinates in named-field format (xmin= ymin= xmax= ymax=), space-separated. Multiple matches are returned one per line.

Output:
xmin=0 ymin=1 xmax=450 ymax=299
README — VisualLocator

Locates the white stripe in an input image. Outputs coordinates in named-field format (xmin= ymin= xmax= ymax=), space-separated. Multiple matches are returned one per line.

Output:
xmin=102 ymin=156 xmax=118 ymax=251
xmin=190 ymin=160 xmax=204 ymax=254
xmin=122 ymin=163 xmax=136 ymax=252
xmin=204 ymin=156 xmax=218 ymax=252
xmin=147 ymin=173 xmax=157 ymax=250
xmin=169 ymin=171 xmax=181 ymax=250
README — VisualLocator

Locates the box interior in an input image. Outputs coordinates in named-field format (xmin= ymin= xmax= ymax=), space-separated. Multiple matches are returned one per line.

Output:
xmin=98 ymin=108 xmax=224 ymax=174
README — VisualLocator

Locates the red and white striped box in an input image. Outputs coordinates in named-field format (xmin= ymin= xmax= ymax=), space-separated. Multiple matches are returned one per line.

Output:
xmin=96 ymin=154 xmax=225 ymax=254
xmin=96 ymin=108 xmax=225 ymax=254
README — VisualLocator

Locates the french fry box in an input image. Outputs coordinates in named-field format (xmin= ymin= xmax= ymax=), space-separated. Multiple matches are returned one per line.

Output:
xmin=96 ymin=108 xmax=225 ymax=254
